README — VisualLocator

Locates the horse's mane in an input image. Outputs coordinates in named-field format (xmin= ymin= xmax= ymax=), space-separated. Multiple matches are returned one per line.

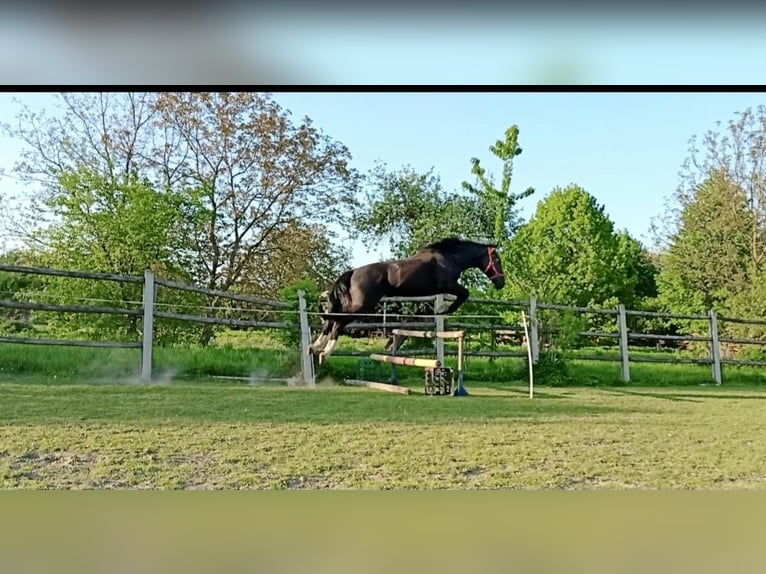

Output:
xmin=420 ymin=236 xmax=493 ymax=254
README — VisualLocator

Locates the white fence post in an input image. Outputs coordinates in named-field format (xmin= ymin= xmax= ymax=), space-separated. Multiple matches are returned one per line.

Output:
xmin=434 ymin=294 xmax=445 ymax=365
xmin=709 ymin=309 xmax=722 ymax=385
xmin=298 ymin=290 xmax=315 ymax=387
xmin=141 ymin=268 xmax=155 ymax=381
xmin=618 ymin=304 xmax=630 ymax=383
xmin=529 ymin=295 xmax=539 ymax=364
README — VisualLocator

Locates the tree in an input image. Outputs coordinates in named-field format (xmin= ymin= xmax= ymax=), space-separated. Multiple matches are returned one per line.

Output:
xmin=653 ymin=105 xmax=766 ymax=268
xmin=656 ymin=170 xmax=755 ymax=315
xmin=353 ymin=163 xmax=445 ymax=259
xmin=354 ymin=163 xmax=493 ymax=256
xmin=151 ymin=92 xmax=360 ymax=295
xmin=9 ymin=168 xmax=204 ymax=343
xmin=354 ymin=124 xmax=535 ymax=260
xmin=614 ymin=230 xmax=659 ymax=305
xmin=1 ymin=92 xmax=160 ymax=248
xmin=3 ymin=92 xmax=357 ymax=289
xmin=504 ymin=184 xmax=653 ymax=309
xmin=461 ymin=124 xmax=535 ymax=245
xmin=235 ymin=221 xmax=350 ymax=299
xmin=2 ymin=92 xmax=358 ymax=344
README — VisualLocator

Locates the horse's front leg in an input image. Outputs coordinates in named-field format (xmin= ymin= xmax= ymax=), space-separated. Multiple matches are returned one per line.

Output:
xmin=436 ymin=283 xmax=470 ymax=315
xmin=308 ymin=319 xmax=333 ymax=355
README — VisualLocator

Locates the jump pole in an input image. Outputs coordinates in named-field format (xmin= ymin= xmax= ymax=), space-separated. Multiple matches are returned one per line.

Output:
xmin=342 ymin=379 xmax=411 ymax=395
xmin=522 ymin=311 xmax=534 ymax=398
xmin=455 ymin=329 xmax=467 ymax=396
xmin=369 ymin=354 xmax=441 ymax=368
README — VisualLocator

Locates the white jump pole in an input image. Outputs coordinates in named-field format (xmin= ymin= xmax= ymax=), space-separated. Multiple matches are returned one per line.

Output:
xmin=522 ymin=311 xmax=534 ymax=399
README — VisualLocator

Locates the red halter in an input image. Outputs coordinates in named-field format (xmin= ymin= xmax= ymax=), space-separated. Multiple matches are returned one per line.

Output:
xmin=484 ymin=246 xmax=504 ymax=280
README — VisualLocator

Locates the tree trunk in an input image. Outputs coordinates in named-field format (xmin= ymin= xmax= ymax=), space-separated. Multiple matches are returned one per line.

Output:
xmin=199 ymin=323 xmax=215 ymax=347
xmin=198 ymin=292 xmax=222 ymax=347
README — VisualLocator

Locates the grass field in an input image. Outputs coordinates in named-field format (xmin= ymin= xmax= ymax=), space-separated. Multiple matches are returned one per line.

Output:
xmin=2 ymin=371 xmax=766 ymax=489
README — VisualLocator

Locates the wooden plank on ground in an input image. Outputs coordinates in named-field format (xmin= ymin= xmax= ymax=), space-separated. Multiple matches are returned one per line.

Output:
xmin=343 ymin=379 xmax=411 ymax=395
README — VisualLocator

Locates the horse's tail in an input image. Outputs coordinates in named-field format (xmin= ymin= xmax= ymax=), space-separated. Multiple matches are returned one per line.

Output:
xmin=324 ymin=270 xmax=354 ymax=318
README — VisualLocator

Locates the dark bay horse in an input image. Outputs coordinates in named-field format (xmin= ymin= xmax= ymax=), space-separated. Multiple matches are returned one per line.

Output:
xmin=309 ymin=237 xmax=506 ymax=364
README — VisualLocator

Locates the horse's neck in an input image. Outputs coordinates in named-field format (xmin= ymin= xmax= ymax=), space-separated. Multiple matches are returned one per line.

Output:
xmin=445 ymin=248 xmax=481 ymax=272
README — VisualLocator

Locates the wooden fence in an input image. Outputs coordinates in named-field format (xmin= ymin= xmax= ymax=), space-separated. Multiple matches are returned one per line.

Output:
xmin=0 ymin=265 xmax=294 ymax=382
xmin=2 ymin=264 xmax=766 ymax=386
xmin=297 ymin=292 xmax=766 ymax=386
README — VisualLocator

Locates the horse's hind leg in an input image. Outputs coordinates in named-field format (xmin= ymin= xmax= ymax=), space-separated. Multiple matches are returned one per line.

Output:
xmin=318 ymin=301 xmax=374 ymax=364
xmin=318 ymin=283 xmax=383 ymax=364
xmin=384 ymin=333 xmax=408 ymax=352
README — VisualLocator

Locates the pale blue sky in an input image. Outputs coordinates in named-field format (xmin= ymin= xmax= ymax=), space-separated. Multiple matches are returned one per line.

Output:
xmin=271 ymin=92 xmax=766 ymax=264
xmin=2 ymin=92 xmax=765 ymax=267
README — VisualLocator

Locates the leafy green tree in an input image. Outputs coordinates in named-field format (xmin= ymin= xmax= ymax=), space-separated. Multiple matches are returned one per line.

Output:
xmin=11 ymin=168 xmax=204 ymax=343
xmin=354 ymin=124 xmax=535 ymax=263
xmin=656 ymin=170 xmax=755 ymax=315
xmin=504 ymin=184 xmax=654 ymax=309
xmin=651 ymin=106 xmax=766 ymax=318
xmin=668 ymin=106 xmax=766 ymax=267
xmin=614 ymin=231 xmax=659 ymax=305
xmin=3 ymin=92 xmax=357 ymax=291
xmin=151 ymin=92 xmax=360 ymax=297
xmin=461 ymin=124 xmax=535 ymax=245
xmin=236 ymin=221 xmax=350 ymax=300
xmin=648 ymin=106 xmax=766 ymax=354
xmin=2 ymin=92 xmax=357 ymax=345
xmin=353 ymin=163 xmax=446 ymax=259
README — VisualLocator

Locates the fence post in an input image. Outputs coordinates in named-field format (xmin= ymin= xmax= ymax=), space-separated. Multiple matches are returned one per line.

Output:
xmin=529 ymin=295 xmax=539 ymax=364
xmin=434 ymin=294 xmax=445 ymax=365
xmin=618 ymin=304 xmax=630 ymax=383
xmin=141 ymin=268 xmax=155 ymax=381
xmin=297 ymin=290 xmax=315 ymax=387
xmin=709 ymin=309 xmax=722 ymax=385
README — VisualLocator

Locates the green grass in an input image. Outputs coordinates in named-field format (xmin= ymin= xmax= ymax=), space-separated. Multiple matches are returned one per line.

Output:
xmin=0 ymin=342 xmax=300 ymax=379
xmin=2 ymin=375 xmax=766 ymax=489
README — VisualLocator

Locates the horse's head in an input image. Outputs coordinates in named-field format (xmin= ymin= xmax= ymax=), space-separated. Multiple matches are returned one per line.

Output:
xmin=481 ymin=245 xmax=505 ymax=289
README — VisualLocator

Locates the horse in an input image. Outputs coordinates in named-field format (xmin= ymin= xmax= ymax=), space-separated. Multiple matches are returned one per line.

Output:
xmin=308 ymin=237 xmax=506 ymax=364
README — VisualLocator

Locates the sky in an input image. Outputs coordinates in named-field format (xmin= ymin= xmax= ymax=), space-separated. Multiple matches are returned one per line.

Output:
xmin=1 ymin=91 xmax=765 ymax=268
xmin=269 ymin=91 xmax=766 ymax=264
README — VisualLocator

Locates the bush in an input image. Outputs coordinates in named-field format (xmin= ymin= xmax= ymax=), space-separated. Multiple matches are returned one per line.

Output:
xmin=528 ymin=308 xmax=585 ymax=386
xmin=278 ymin=279 xmax=322 ymax=348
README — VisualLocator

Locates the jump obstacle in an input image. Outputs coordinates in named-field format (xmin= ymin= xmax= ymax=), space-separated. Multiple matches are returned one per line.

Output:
xmin=344 ymin=329 xmax=468 ymax=396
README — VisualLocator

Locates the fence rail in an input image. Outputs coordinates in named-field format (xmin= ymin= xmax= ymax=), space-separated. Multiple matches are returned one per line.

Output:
xmin=3 ymin=264 xmax=766 ymax=386
xmin=0 ymin=264 xmax=143 ymax=283
xmin=0 ymin=299 xmax=142 ymax=316
xmin=0 ymin=336 xmax=141 ymax=349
